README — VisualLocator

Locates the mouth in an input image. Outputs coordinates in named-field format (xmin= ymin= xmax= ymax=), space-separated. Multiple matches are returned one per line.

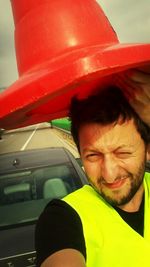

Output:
xmin=103 ymin=178 xmax=127 ymax=189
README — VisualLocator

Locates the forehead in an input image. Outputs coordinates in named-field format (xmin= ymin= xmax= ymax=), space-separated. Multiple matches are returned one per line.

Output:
xmin=79 ymin=120 xmax=142 ymax=150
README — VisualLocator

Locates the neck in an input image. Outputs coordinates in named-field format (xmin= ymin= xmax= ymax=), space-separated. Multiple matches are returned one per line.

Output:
xmin=117 ymin=184 xmax=144 ymax=212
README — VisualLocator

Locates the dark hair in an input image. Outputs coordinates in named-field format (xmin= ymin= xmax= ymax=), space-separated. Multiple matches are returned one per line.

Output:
xmin=69 ymin=86 xmax=150 ymax=151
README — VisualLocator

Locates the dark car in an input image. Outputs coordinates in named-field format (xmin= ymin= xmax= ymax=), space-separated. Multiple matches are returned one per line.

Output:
xmin=0 ymin=147 xmax=88 ymax=267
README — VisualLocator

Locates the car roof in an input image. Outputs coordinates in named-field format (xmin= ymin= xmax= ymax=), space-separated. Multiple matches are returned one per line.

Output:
xmin=0 ymin=147 xmax=75 ymax=174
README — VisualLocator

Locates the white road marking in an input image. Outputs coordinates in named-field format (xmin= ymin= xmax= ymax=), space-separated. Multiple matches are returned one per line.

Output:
xmin=54 ymin=132 xmax=79 ymax=158
xmin=21 ymin=125 xmax=39 ymax=151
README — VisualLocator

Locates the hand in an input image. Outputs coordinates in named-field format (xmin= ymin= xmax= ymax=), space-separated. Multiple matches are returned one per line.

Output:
xmin=117 ymin=65 xmax=150 ymax=126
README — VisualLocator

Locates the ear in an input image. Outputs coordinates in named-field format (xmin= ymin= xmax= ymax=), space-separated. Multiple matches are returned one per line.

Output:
xmin=146 ymin=143 xmax=150 ymax=161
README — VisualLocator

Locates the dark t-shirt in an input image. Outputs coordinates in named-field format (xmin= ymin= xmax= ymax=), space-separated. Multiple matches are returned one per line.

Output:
xmin=35 ymin=195 xmax=144 ymax=267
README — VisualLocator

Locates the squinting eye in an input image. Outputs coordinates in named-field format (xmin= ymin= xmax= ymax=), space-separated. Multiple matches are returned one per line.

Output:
xmin=87 ymin=153 xmax=97 ymax=158
xmin=116 ymin=152 xmax=132 ymax=158
xmin=85 ymin=153 xmax=101 ymax=162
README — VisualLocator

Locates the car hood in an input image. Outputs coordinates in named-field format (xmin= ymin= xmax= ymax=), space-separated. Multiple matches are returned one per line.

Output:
xmin=0 ymin=223 xmax=36 ymax=267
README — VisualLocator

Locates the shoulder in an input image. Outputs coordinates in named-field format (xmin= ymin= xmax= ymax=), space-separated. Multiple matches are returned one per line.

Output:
xmin=37 ymin=198 xmax=83 ymax=226
xmin=35 ymin=199 xmax=86 ymax=266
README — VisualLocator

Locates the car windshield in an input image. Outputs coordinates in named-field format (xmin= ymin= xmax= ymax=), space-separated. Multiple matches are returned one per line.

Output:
xmin=0 ymin=163 xmax=81 ymax=228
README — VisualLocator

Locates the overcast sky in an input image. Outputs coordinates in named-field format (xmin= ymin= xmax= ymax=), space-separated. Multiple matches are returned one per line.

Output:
xmin=0 ymin=0 xmax=150 ymax=89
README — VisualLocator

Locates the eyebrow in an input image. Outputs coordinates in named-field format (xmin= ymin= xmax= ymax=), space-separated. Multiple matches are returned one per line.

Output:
xmin=115 ymin=144 xmax=135 ymax=150
xmin=82 ymin=148 xmax=98 ymax=153
xmin=114 ymin=145 xmax=128 ymax=150
xmin=82 ymin=144 xmax=132 ymax=154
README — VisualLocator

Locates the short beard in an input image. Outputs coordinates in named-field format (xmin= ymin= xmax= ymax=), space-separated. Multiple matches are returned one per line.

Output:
xmin=89 ymin=160 xmax=146 ymax=207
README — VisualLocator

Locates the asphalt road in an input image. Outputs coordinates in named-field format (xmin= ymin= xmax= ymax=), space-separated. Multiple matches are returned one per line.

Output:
xmin=0 ymin=123 xmax=79 ymax=158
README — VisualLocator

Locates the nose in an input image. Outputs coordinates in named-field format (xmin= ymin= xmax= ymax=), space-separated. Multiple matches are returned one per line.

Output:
xmin=101 ymin=154 xmax=119 ymax=183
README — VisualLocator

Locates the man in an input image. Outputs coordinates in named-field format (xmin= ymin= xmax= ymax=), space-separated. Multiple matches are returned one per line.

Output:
xmin=35 ymin=68 xmax=150 ymax=267
xmin=1 ymin=0 xmax=150 ymax=131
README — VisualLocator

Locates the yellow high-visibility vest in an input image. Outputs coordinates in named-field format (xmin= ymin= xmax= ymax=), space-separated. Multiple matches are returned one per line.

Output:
xmin=64 ymin=172 xmax=150 ymax=267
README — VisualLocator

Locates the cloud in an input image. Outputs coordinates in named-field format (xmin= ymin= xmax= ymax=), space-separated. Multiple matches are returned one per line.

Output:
xmin=97 ymin=0 xmax=150 ymax=42
xmin=0 ymin=0 xmax=17 ymax=87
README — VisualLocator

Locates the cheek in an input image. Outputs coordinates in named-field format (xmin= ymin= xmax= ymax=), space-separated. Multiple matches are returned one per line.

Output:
xmin=120 ymin=155 xmax=145 ymax=174
xmin=83 ymin=161 xmax=101 ymax=180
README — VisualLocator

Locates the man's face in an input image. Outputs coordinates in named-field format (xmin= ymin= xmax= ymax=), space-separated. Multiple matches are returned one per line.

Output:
xmin=79 ymin=119 xmax=148 ymax=207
